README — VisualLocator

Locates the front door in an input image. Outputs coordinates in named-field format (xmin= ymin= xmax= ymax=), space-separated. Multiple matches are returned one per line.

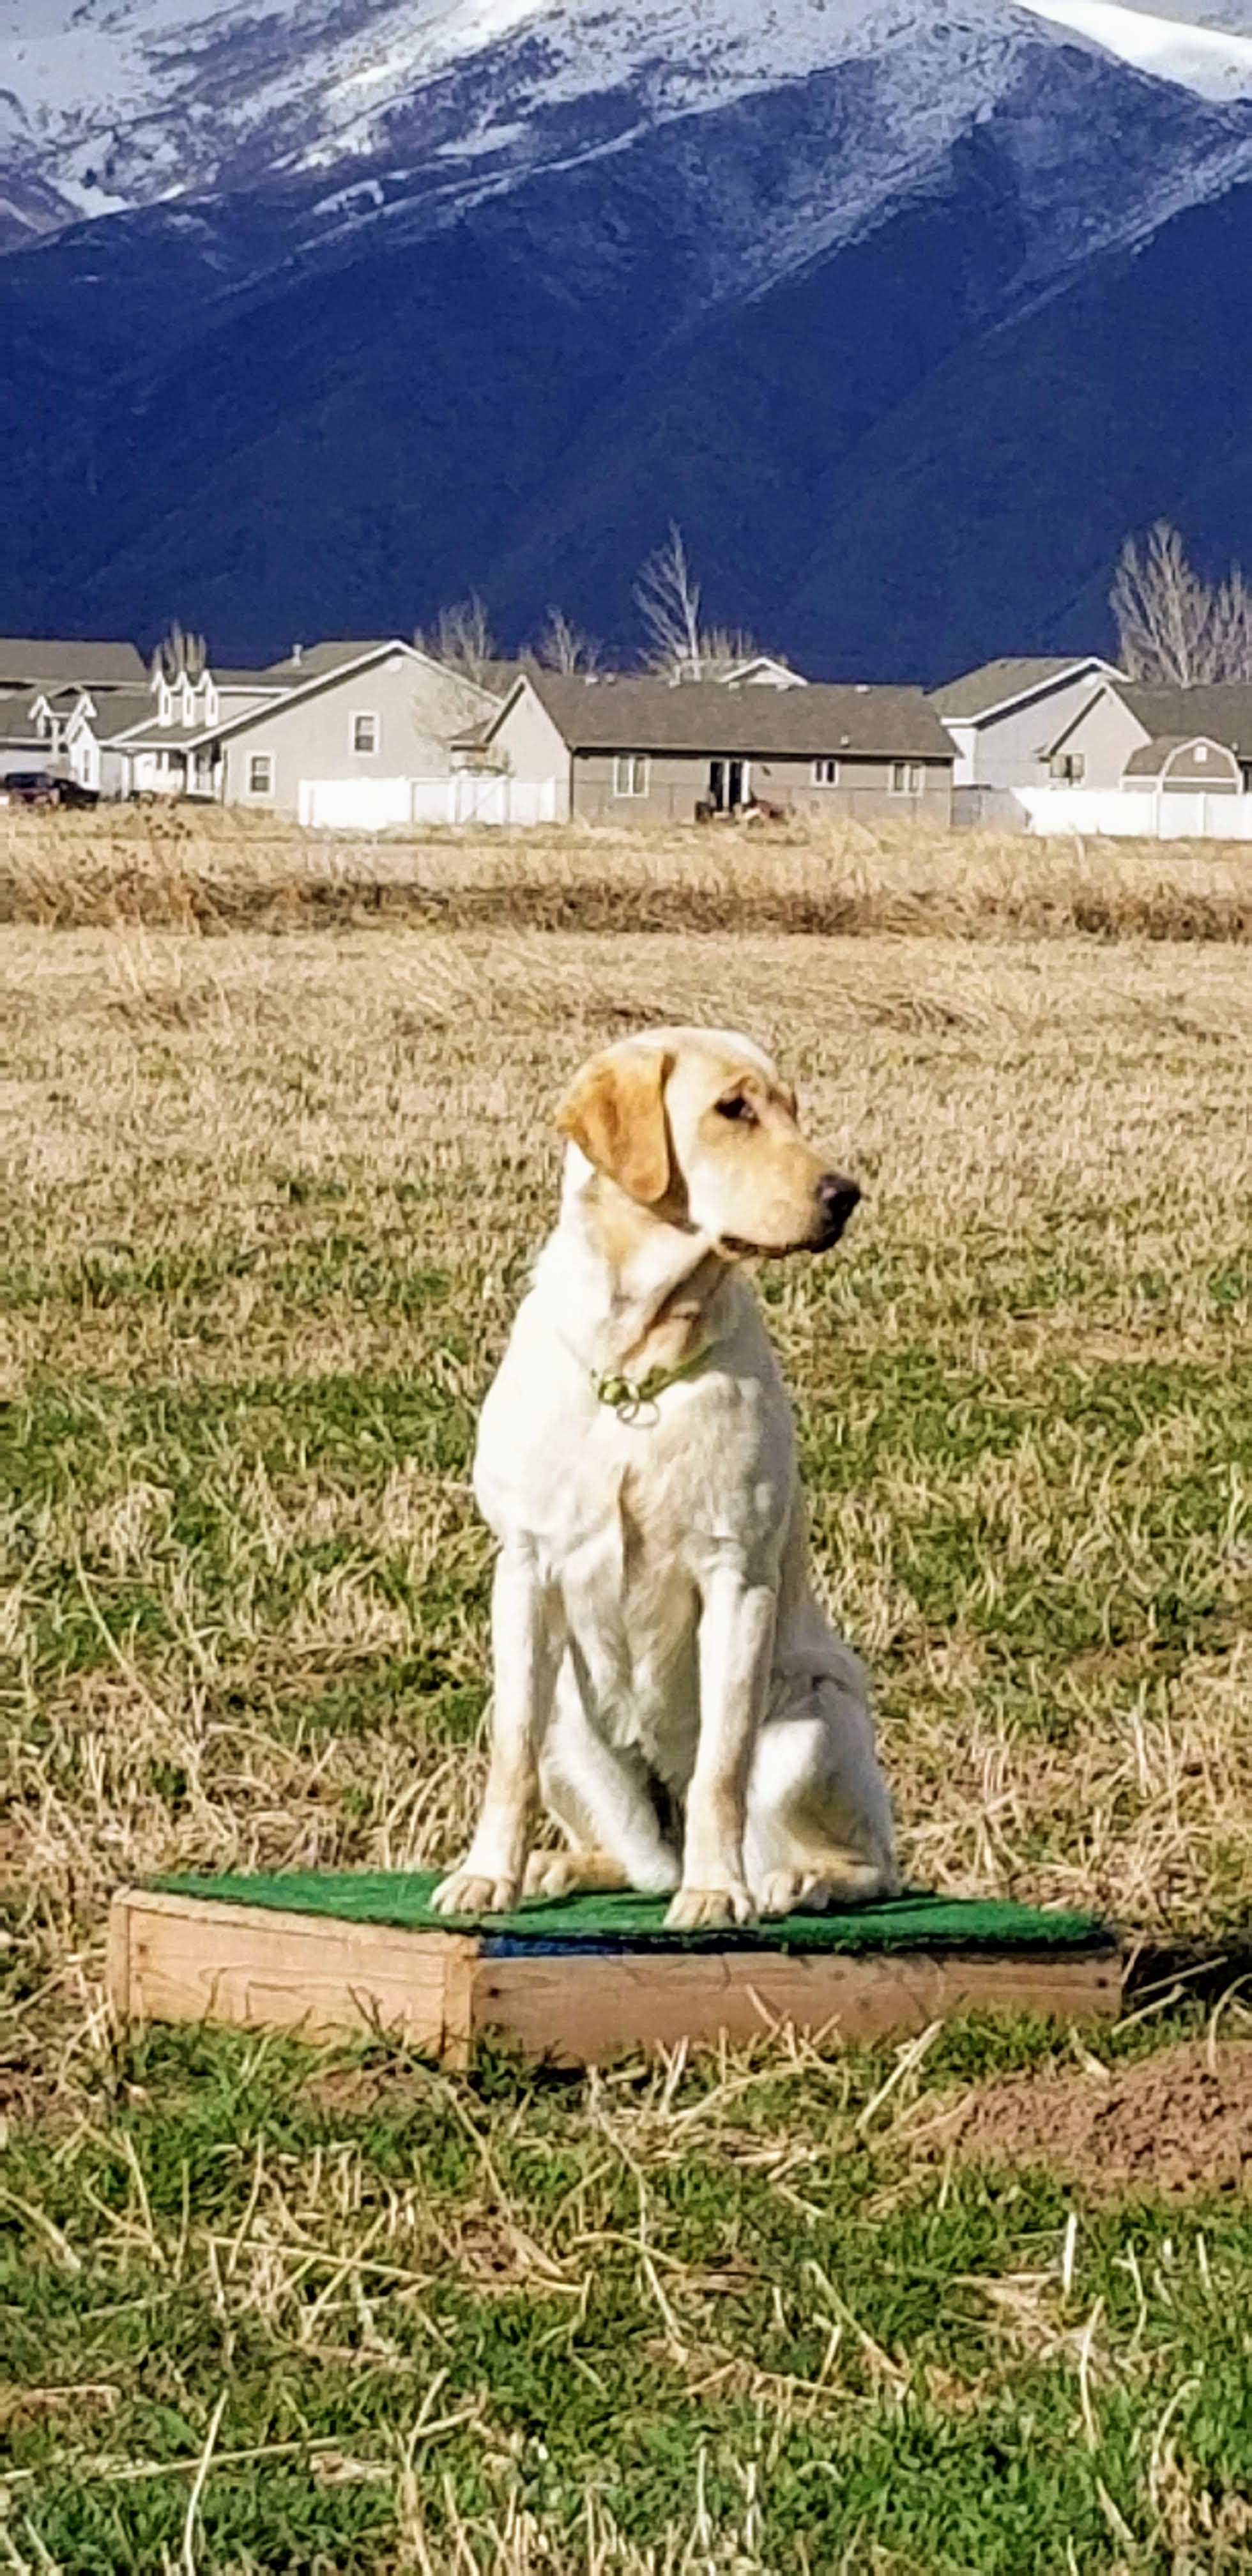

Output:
xmin=708 ymin=758 xmax=749 ymax=813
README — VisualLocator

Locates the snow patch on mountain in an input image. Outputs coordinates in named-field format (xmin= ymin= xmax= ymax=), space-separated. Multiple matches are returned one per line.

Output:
xmin=1022 ymin=0 xmax=1252 ymax=94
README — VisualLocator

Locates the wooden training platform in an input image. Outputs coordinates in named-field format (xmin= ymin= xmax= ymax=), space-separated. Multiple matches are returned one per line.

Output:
xmin=109 ymin=1873 xmax=1122 ymax=2067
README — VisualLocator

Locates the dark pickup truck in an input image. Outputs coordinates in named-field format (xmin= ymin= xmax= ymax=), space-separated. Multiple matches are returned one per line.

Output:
xmin=2 ymin=770 xmax=100 ymax=809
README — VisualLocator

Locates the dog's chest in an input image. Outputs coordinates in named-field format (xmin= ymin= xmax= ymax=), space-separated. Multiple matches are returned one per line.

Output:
xmin=477 ymin=1346 xmax=790 ymax=1573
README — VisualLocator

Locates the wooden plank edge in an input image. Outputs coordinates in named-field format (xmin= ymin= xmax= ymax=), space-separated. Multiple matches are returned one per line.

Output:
xmin=109 ymin=1885 xmax=481 ymax=2066
xmin=471 ymin=1942 xmax=1124 ymax=2067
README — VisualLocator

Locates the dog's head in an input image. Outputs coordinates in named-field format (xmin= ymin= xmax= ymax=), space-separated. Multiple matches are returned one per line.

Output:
xmin=556 ymin=1027 xmax=859 ymax=1257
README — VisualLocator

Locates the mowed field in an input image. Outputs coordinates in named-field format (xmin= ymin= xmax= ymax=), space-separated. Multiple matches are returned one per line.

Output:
xmin=3 ymin=811 xmax=1251 ymax=2571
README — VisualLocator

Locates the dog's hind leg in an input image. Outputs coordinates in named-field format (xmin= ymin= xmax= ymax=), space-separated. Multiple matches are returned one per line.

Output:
xmin=744 ymin=1669 xmax=899 ymax=1919
xmin=526 ymin=1662 xmax=682 ymax=1899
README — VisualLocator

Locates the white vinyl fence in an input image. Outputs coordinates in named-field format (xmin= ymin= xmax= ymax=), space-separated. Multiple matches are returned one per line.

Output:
xmin=1019 ymin=788 xmax=1252 ymax=841
xmin=297 ymin=774 xmax=561 ymax=831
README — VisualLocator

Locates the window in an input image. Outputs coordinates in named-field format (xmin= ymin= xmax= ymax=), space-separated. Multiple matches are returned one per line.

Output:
xmin=351 ymin=712 xmax=379 ymax=754
xmin=613 ymin=754 xmax=649 ymax=797
xmin=889 ymin=761 xmax=924 ymax=795
xmin=1051 ymin=752 xmax=1085 ymax=784
xmin=247 ymin=752 xmax=275 ymax=796
xmin=1193 ymin=742 xmax=1209 ymax=763
xmin=811 ymin=758 xmax=840 ymax=785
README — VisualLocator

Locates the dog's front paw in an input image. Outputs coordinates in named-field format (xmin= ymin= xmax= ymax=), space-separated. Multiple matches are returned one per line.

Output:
xmin=430 ymin=1869 xmax=519 ymax=1917
xmin=665 ymin=1883 xmax=756 ymax=1931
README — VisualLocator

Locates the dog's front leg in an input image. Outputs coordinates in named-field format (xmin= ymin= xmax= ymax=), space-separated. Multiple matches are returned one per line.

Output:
xmin=432 ymin=1545 xmax=562 ymax=1915
xmin=667 ymin=1566 xmax=775 ymax=1930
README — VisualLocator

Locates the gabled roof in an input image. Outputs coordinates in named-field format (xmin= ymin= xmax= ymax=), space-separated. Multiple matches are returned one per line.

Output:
xmin=1120 ymin=682 xmax=1252 ymax=760
xmin=929 ymin=656 xmax=1120 ymax=722
xmin=712 ymin=654 xmax=805 ymax=687
xmin=1123 ymin=733 xmax=1241 ymax=779
xmin=494 ymin=673 xmax=953 ymax=760
xmin=263 ymin=640 xmax=395 ymax=682
xmin=167 ymin=639 xmax=500 ymax=752
xmin=86 ymin=691 xmax=164 ymax=742
xmin=0 ymin=637 xmax=147 ymax=689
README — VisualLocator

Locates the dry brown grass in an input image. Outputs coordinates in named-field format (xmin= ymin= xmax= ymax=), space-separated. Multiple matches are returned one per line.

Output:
xmin=6 ymin=801 xmax=1252 ymax=940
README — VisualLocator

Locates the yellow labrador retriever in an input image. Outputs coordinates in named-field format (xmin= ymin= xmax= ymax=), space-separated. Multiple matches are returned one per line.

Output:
xmin=434 ymin=1027 xmax=898 ymax=1931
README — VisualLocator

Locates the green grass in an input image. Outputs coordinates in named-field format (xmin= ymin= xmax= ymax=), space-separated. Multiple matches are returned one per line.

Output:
xmin=4 ymin=2018 xmax=1251 ymax=2574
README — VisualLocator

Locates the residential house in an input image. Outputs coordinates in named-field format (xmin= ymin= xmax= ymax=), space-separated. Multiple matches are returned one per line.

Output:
xmin=112 ymin=660 xmax=291 ymax=798
xmin=0 ymin=636 xmax=149 ymax=785
xmin=115 ymin=640 xmax=503 ymax=821
xmin=929 ymin=656 xmax=1124 ymax=818
xmin=463 ymin=672 xmax=954 ymax=823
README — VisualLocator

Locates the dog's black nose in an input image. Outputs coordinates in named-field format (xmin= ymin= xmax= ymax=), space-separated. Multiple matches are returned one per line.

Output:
xmin=816 ymin=1173 xmax=861 ymax=1241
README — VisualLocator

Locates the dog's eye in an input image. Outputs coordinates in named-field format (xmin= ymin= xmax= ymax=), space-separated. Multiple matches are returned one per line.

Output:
xmin=716 ymin=1094 xmax=756 ymax=1124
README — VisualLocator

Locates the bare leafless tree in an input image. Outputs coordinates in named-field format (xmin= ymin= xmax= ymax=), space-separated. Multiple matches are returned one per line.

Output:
xmin=1111 ymin=522 xmax=1252 ymax=684
xmin=535 ymin=606 xmax=600 ymax=673
xmin=635 ymin=523 xmax=705 ymax=675
xmin=415 ymin=594 xmax=498 ymax=689
xmin=1208 ymin=564 xmax=1252 ymax=683
xmin=152 ymin=620 xmax=208 ymax=683
xmin=699 ymin=623 xmax=765 ymax=673
xmin=634 ymin=527 xmax=765 ymax=678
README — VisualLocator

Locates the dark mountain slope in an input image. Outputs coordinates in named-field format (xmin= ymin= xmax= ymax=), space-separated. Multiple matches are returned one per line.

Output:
xmin=780 ymin=176 xmax=1252 ymax=674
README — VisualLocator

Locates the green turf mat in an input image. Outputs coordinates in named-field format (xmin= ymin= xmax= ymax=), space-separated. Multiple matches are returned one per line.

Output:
xmin=151 ymin=1868 xmax=1111 ymax=1952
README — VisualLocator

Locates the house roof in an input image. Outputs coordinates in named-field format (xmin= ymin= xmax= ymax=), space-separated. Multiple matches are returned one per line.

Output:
xmin=929 ymin=656 xmax=1117 ymax=721
xmin=263 ymin=640 xmax=395 ymax=682
xmin=211 ymin=670 xmax=289 ymax=692
xmin=477 ymin=658 xmax=530 ymax=697
xmin=500 ymin=673 xmax=953 ymax=760
xmin=87 ymin=691 xmax=164 ymax=742
xmin=1122 ymin=733 xmax=1240 ymax=779
xmin=0 ymin=638 xmax=147 ymax=689
xmin=0 ymin=689 xmax=40 ymax=746
xmin=1120 ymin=683 xmax=1252 ymax=759
xmin=119 ymin=720 xmax=211 ymax=750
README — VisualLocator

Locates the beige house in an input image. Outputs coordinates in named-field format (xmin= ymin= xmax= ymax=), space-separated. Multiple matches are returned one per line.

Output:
xmin=466 ymin=673 xmax=954 ymax=824
xmin=1041 ymin=680 xmax=1252 ymax=792
xmin=112 ymin=640 xmax=502 ymax=819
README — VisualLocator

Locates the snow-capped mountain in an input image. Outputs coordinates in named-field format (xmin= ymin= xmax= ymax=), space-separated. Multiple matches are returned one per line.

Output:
xmin=2 ymin=0 xmax=1252 ymax=671
xmin=4 ymin=0 xmax=1252 ymax=236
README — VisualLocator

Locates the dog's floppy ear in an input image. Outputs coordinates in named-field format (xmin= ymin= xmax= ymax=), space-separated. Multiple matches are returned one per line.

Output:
xmin=556 ymin=1045 xmax=673 ymax=1205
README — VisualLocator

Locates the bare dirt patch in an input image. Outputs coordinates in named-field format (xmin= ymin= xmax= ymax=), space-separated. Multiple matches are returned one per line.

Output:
xmin=933 ymin=2040 xmax=1252 ymax=2203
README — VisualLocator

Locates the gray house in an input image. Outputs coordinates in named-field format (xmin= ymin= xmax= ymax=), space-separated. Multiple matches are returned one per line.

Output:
xmin=466 ymin=672 xmax=954 ymax=824
xmin=930 ymin=656 xmax=1124 ymax=818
